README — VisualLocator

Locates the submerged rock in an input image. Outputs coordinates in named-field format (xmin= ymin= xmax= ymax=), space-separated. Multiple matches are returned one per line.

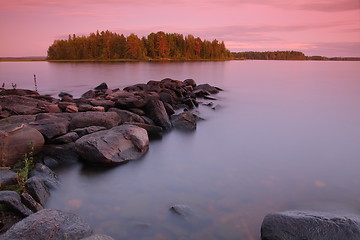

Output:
xmin=75 ymin=124 xmax=149 ymax=165
xmin=171 ymin=111 xmax=197 ymax=131
xmin=261 ymin=210 xmax=360 ymax=240
xmin=1 ymin=208 xmax=93 ymax=240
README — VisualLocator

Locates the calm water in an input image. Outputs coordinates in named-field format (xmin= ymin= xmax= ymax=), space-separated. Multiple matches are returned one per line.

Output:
xmin=1 ymin=61 xmax=360 ymax=239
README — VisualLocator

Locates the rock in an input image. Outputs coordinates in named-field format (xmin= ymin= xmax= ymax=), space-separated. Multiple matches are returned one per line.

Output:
xmin=91 ymin=106 xmax=105 ymax=112
xmin=0 ymin=89 xmax=39 ymax=96
xmin=65 ymin=104 xmax=78 ymax=113
xmin=43 ymin=104 xmax=62 ymax=113
xmin=171 ymin=111 xmax=197 ymax=130
xmin=94 ymin=82 xmax=108 ymax=91
xmin=57 ymin=101 xmax=76 ymax=111
xmin=82 ymin=90 xmax=96 ymax=99
xmin=0 ymin=115 xmax=36 ymax=125
xmin=29 ymin=115 xmax=69 ymax=140
xmin=0 ymin=123 xmax=44 ymax=167
xmin=125 ymin=122 xmax=163 ymax=138
xmin=25 ymin=176 xmax=50 ymax=206
xmin=20 ymin=192 xmax=43 ymax=212
xmin=78 ymin=104 xmax=94 ymax=112
xmin=128 ymin=108 xmax=145 ymax=116
xmin=169 ymin=205 xmax=196 ymax=219
xmin=53 ymin=132 xmax=80 ymax=144
xmin=0 ymin=95 xmax=49 ymax=115
xmin=73 ymin=126 xmax=107 ymax=137
xmin=194 ymin=83 xmax=220 ymax=94
xmin=204 ymin=95 xmax=217 ymax=100
xmin=68 ymin=112 xmax=121 ymax=130
xmin=144 ymin=96 xmax=172 ymax=130
xmin=0 ymin=169 xmax=17 ymax=188
xmin=29 ymin=163 xmax=59 ymax=189
xmin=1 ymin=208 xmax=93 ymax=240
xmin=0 ymin=191 xmax=33 ymax=216
xmin=90 ymin=99 xmax=115 ymax=110
xmin=184 ymin=78 xmax=196 ymax=87
xmin=261 ymin=210 xmax=360 ymax=240
xmin=41 ymin=143 xmax=80 ymax=167
xmin=108 ymin=108 xmax=145 ymax=124
xmin=58 ymin=92 xmax=73 ymax=99
xmin=75 ymin=125 xmax=149 ymax=165
xmin=81 ymin=234 xmax=115 ymax=240
xmin=163 ymin=102 xmax=175 ymax=116
xmin=192 ymin=88 xmax=211 ymax=97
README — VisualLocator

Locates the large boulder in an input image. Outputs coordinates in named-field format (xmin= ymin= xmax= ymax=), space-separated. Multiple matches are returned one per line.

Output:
xmin=0 ymin=208 xmax=93 ymax=240
xmin=0 ymin=123 xmax=44 ymax=167
xmin=144 ymin=96 xmax=172 ymax=131
xmin=29 ymin=114 xmax=69 ymax=140
xmin=0 ymin=191 xmax=33 ymax=217
xmin=68 ymin=112 xmax=121 ymax=130
xmin=25 ymin=176 xmax=50 ymax=206
xmin=108 ymin=108 xmax=145 ymax=124
xmin=261 ymin=210 xmax=360 ymax=240
xmin=29 ymin=163 xmax=59 ymax=189
xmin=0 ymin=95 xmax=50 ymax=115
xmin=75 ymin=124 xmax=149 ymax=165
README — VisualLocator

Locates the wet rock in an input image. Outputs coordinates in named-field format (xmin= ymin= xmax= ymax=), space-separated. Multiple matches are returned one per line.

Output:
xmin=0 ymin=191 xmax=33 ymax=217
xmin=0 ymin=123 xmax=44 ymax=167
xmin=81 ymin=234 xmax=116 ymax=240
xmin=68 ymin=112 xmax=121 ymax=130
xmin=144 ymin=96 xmax=172 ymax=131
xmin=261 ymin=210 xmax=360 ymax=240
xmin=94 ymin=82 xmax=108 ymax=91
xmin=29 ymin=115 xmax=69 ymax=140
xmin=75 ymin=124 xmax=149 ymax=165
xmin=20 ymin=192 xmax=43 ymax=212
xmin=171 ymin=111 xmax=197 ymax=130
xmin=53 ymin=131 xmax=79 ymax=143
xmin=170 ymin=205 xmax=196 ymax=219
xmin=1 ymin=208 xmax=93 ymax=240
xmin=25 ymin=176 xmax=50 ymax=206
xmin=0 ymin=169 xmax=17 ymax=188
xmin=73 ymin=126 xmax=107 ymax=137
xmin=29 ymin=163 xmax=59 ymax=189
xmin=108 ymin=108 xmax=145 ymax=124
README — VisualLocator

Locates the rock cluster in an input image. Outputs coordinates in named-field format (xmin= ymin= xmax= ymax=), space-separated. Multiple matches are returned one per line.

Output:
xmin=0 ymin=78 xmax=221 ymax=235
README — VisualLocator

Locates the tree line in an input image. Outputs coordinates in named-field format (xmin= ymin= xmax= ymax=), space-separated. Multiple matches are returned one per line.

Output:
xmin=47 ymin=30 xmax=232 ymax=60
xmin=232 ymin=51 xmax=308 ymax=60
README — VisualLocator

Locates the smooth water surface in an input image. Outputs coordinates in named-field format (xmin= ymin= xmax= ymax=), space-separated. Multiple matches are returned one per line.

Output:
xmin=1 ymin=61 xmax=360 ymax=239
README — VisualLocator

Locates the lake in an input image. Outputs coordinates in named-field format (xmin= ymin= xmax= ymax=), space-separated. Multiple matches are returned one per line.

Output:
xmin=1 ymin=60 xmax=360 ymax=239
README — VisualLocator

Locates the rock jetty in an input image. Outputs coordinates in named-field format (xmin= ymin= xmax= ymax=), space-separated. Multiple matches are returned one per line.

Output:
xmin=0 ymin=78 xmax=222 ymax=235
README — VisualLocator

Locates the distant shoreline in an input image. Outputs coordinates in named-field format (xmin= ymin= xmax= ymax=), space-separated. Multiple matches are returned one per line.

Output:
xmin=1 ymin=57 xmax=359 ymax=62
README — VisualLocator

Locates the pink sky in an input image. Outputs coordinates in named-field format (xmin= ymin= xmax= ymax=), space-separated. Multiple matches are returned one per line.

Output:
xmin=0 ymin=0 xmax=359 ymax=57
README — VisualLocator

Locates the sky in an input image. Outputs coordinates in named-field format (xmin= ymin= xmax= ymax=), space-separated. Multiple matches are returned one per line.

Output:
xmin=0 ymin=0 xmax=359 ymax=57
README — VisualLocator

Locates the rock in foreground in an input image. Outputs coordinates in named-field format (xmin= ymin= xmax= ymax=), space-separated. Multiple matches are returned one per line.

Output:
xmin=261 ymin=210 xmax=360 ymax=240
xmin=0 ymin=208 xmax=93 ymax=240
xmin=75 ymin=124 xmax=149 ymax=165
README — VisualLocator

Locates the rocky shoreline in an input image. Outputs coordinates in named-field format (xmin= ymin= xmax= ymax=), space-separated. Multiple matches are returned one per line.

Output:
xmin=1 ymin=78 xmax=360 ymax=239
xmin=0 ymin=78 xmax=222 ymax=239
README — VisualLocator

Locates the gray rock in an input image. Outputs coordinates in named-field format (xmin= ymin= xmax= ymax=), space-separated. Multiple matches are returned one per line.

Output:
xmin=0 ymin=95 xmax=49 ymax=115
xmin=171 ymin=111 xmax=197 ymax=130
xmin=0 ymin=191 xmax=33 ymax=216
xmin=75 ymin=125 xmax=149 ymax=165
xmin=29 ymin=115 xmax=69 ymax=139
xmin=144 ymin=96 xmax=172 ymax=130
xmin=1 ymin=208 xmax=93 ymax=240
xmin=20 ymin=192 xmax=43 ymax=212
xmin=261 ymin=210 xmax=360 ymax=240
xmin=25 ymin=176 xmax=50 ymax=206
xmin=0 ymin=123 xmax=44 ymax=167
xmin=29 ymin=163 xmax=59 ymax=189
xmin=81 ymin=234 xmax=115 ymax=240
xmin=125 ymin=122 xmax=163 ymax=138
xmin=194 ymin=83 xmax=221 ymax=94
xmin=0 ymin=169 xmax=17 ymax=187
xmin=69 ymin=112 xmax=121 ymax=130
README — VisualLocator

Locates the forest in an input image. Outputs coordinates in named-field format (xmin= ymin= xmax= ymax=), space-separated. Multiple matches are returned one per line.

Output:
xmin=47 ymin=30 xmax=232 ymax=60
xmin=232 ymin=51 xmax=308 ymax=60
